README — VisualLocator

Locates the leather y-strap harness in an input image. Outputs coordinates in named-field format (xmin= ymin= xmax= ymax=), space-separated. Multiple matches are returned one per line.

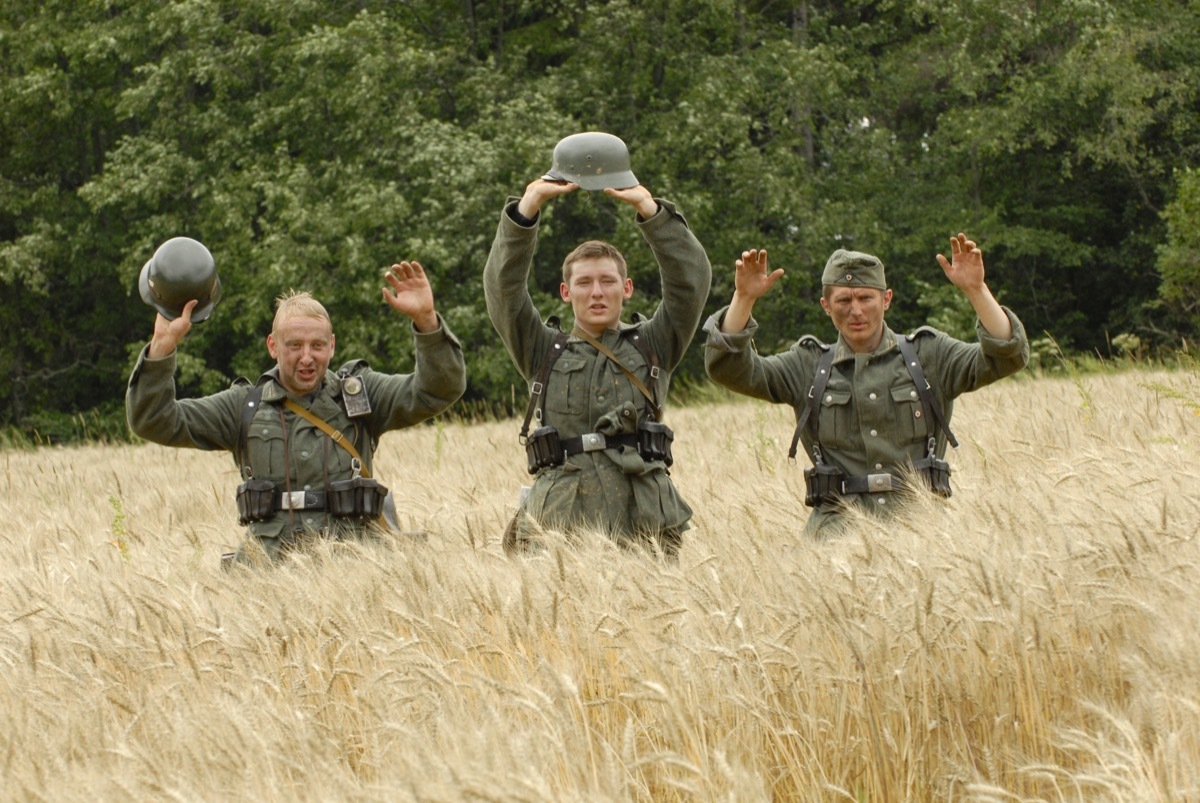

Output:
xmin=788 ymin=346 xmax=836 ymax=461
xmin=519 ymin=325 xmax=662 ymax=443
xmin=895 ymin=334 xmax=957 ymax=450
xmin=788 ymin=333 xmax=957 ymax=464
xmin=236 ymin=384 xmax=371 ymax=478
xmin=571 ymin=326 xmax=662 ymax=421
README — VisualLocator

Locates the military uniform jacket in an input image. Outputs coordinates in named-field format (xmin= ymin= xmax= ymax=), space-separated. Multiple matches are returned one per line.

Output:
xmin=483 ymin=197 xmax=712 ymax=537
xmin=704 ymin=308 xmax=1029 ymax=527
xmin=126 ymin=317 xmax=466 ymax=550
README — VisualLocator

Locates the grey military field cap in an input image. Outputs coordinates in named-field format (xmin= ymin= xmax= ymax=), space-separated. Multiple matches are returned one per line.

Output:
xmin=542 ymin=131 xmax=639 ymax=191
xmin=821 ymin=249 xmax=887 ymax=290
xmin=138 ymin=236 xmax=222 ymax=322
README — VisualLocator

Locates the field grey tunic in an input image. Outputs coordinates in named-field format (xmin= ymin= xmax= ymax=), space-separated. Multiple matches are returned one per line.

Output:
xmin=484 ymin=197 xmax=711 ymax=550
xmin=705 ymin=309 xmax=1029 ymax=536
xmin=126 ymin=317 xmax=466 ymax=561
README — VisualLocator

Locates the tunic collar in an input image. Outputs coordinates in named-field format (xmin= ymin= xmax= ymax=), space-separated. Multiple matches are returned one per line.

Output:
xmin=833 ymin=324 xmax=898 ymax=362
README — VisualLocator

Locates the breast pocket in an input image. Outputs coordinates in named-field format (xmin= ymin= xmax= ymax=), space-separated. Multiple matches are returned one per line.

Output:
xmin=545 ymin=356 xmax=589 ymax=417
xmin=817 ymin=389 xmax=853 ymax=449
xmin=244 ymin=412 xmax=286 ymax=477
xmin=605 ymin=346 xmax=651 ymax=406
xmin=890 ymin=383 xmax=930 ymax=445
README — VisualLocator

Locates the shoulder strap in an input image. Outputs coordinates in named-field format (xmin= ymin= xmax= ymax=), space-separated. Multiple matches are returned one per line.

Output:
xmin=283 ymin=399 xmax=372 ymax=477
xmin=236 ymin=383 xmax=264 ymax=478
xmin=627 ymin=328 xmax=661 ymax=411
xmin=519 ymin=330 xmax=570 ymax=442
xmin=788 ymin=346 xmax=835 ymax=461
xmin=896 ymin=334 xmax=958 ymax=449
xmin=572 ymin=327 xmax=663 ymax=421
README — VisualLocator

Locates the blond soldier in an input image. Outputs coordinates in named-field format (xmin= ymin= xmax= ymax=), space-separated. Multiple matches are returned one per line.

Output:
xmin=127 ymin=262 xmax=466 ymax=563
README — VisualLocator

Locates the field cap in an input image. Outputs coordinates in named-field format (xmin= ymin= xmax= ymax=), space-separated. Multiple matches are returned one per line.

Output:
xmin=542 ymin=131 xmax=639 ymax=191
xmin=138 ymin=236 xmax=222 ymax=322
xmin=821 ymin=249 xmax=886 ymax=290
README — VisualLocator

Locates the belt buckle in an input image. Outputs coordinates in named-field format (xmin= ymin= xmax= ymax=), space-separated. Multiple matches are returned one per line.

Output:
xmin=280 ymin=490 xmax=307 ymax=510
xmin=867 ymin=473 xmax=894 ymax=493
xmin=581 ymin=432 xmax=607 ymax=452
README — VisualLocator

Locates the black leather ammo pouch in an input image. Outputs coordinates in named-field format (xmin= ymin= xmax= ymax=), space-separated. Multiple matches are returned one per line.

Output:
xmin=637 ymin=420 xmax=674 ymax=466
xmin=803 ymin=464 xmax=844 ymax=508
xmin=328 ymin=477 xmax=390 ymax=519
xmin=236 ymin=478 xmax=277 ymax=525
xmin=923 ymin=457 xmax=953 ymax=498
xmin=525 ymin=425 xmax=564 ymax=474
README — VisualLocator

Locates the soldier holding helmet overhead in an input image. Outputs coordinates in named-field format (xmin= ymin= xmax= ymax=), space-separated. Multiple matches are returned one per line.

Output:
xmin=484 ymin=132 xmax=712 ymax=560
xmin=126 ymin=238 xmax=466 ymax=565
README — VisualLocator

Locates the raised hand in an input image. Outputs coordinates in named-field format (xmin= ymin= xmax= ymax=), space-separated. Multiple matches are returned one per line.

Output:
xmin=734 ymin=249 xmax=785 ymax=302
xmin=517 ymin=178 xmax=579 ymax=219
xmin=936 ymin=232 xmax=986 ymax=293
xmin=148 ymin=299 xmax=197 ymax=359
xmin=603 ymin=184 xmax=657 ymax=219
xmin=382 ymin=261 xmax=438 ymax=333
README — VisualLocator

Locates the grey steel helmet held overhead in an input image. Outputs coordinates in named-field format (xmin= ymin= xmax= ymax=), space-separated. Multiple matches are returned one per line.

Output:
xmin=542 ymin=132 xmax=638 ymax=191
xmin=138 ymin=237 xmax=222 ymax=322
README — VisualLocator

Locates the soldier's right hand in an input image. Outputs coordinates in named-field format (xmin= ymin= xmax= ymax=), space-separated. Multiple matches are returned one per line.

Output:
xmin=148 ymin=299 xmax=197 ymax=359
xmin=733 ymin=249 xmax=784 ymax=301
xmin=517 ymin=178 xmax=578 ymax=219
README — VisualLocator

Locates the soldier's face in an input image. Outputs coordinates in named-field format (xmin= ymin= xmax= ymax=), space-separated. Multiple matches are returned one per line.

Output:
xmin=267 ymin=315 xmax=336 ymax=396
xmin=560 ymin=257 xmax=633 ymax=337
xmin=821 ymin=286 xmax=892 ymax=353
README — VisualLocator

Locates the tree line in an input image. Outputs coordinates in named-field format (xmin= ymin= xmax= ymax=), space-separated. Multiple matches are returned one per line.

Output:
xmin=2 ymin=0 xmax=1198 ymax=442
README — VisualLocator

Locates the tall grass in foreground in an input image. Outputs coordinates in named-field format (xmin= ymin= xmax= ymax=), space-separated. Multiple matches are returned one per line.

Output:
xmin=0 ymin=368 xmax=1197 ymax=802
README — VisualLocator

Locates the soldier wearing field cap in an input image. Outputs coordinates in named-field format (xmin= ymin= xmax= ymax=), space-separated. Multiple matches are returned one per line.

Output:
xmin=704 ymin=234 xmax=1029 ymax=537
xmin=127 ymin=238 xmax=466 ymax=565
xmin=484 ymin=132 xmax=712 ymax=559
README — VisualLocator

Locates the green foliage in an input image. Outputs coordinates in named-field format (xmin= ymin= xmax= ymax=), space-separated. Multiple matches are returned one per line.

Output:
xmin=2 ymin=0 xmax=1199 ymax=444
xmin=1157 ymin=167 xmax=1200 ymax=333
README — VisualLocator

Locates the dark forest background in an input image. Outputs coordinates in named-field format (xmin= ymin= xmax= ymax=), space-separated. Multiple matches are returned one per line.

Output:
xmin=3 ymin=0 xmax=1199 ymax=442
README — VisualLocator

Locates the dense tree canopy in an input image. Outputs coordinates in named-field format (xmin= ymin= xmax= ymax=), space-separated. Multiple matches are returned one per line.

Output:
xmin=2 ymin=0 xmax=1198 ymax=439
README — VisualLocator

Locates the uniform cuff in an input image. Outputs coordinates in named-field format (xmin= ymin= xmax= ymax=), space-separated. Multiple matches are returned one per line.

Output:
xmin=702 ymin=308 xmax=757 ymax=353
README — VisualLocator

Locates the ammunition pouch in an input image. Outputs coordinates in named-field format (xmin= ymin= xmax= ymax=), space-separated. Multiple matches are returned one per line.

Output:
xmin=803 ymin=463 xmax=845 ymax=508
xmin=637 ymin=420 xmax=674 ymax=466
xmin=525 ymin=425 xmax=564 ymax=474
xmin=236 ymin=478 xmax=277 ymax=525
xmin=328 ymin=477 xmax=390 ymax=519
xmin=915 ymin=456 xmax=953 ymax=498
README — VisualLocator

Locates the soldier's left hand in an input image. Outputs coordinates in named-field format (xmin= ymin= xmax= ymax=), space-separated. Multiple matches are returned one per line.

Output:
xmin=936 ymin=232 xmax=986 ymax=292
xmin=382 ymin=261 xmax=438 ymax=332
xmin=604 ymin=184 xmax=657 ymax=219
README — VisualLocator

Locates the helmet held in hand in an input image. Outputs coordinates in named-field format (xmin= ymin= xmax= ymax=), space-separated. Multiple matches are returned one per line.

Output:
xmin=542 ymin=132 xmax=638 ymax=191
xmin=138 ymin=237 xmax=222 ymax=322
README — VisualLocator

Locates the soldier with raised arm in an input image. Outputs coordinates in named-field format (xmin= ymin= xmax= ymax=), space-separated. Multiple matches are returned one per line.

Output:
xmin=705 ymin=234 xmax=1029 ymax=537
xmin=484 ymin=133 xmax=712 ymax=559
xmin=127 ymin=239 xmax=466 ymax=565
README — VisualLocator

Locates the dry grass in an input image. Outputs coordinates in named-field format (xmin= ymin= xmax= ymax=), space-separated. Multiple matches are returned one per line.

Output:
xmin=1 ymin=368 xmax=1198 ymax=802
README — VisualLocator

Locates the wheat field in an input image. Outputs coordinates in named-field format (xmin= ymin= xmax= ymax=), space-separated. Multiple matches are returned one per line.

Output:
xmin=1 ymin=368 xmax=1198 ymax=802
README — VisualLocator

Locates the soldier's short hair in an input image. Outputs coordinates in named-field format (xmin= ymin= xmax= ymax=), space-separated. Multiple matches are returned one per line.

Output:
xmin=562 ymin=240 xmax=627 ymax=284
xmin=273 ymin=289 xmax=331 ymax=335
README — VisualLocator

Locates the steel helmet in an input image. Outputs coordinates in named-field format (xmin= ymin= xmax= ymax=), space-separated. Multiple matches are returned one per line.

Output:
xmin=138 ymin=236 xmax=222 ymax=322
xmin=542 ymin=132 xmax=638 ymax=191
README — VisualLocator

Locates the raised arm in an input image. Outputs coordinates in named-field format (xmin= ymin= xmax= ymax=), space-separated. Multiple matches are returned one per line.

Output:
xmin=935 ymin=232 xmax=1012 ymax=340
xmin=720 ymin=248 xmax=785 ymax=333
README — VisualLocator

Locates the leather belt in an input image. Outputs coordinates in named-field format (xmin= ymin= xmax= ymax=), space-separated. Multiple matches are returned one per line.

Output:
xmin=560 ymin=432 xmax=640 ymax=456
xmin=276 ymin=490 xmax=327 ymax=511
xmin=841 ymin=473 xmax=906 ymax=495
